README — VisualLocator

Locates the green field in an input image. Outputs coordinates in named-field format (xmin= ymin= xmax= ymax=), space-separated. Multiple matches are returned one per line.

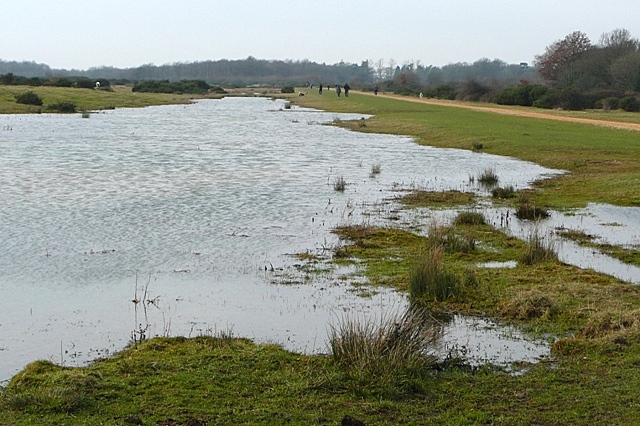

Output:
xmin=2 ymin=88 xmax=640 ymax=425
xmin=0 ymin=85 xmax=201 ymax=114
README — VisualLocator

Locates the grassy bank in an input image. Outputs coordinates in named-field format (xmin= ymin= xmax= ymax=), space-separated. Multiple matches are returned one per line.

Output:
xmin=0 ymin=85 xmax=207 ymax=114
xmin=288 ymin=90 xmax=640 ymax=208
xmin=2 ymin=89 xmax=640 ymax=425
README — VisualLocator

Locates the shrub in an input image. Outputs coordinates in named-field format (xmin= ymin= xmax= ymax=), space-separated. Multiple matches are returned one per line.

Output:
xmin=619 ymin=95 xmax=640 ymax=112
xmin=280 ymin=86 xmax=295 ymax=93
xmin=15 ymin=91 xmax=43 ymax=106
xmin=493 ymin=84 xmax=549 ymax=106
xmin=47 ymin=102 xmax=76 ymax=113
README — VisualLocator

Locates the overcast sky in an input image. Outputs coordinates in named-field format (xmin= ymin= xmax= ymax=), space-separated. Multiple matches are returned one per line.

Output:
xmin=2 ymin=0 xmax=639 ymax=70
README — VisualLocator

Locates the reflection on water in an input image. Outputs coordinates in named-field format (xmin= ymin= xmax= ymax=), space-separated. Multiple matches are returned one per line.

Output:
xmin=0 ymin=98 xmax=564 ymax=381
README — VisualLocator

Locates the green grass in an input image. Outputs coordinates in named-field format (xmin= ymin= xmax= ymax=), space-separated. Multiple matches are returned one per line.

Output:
xmin=3 ymin=89 xmax=640 ymax=424
xmin=290 ymin=91 xmax=640 ymax=208
xmin=0 ymin=85 xmax=199 ymax=113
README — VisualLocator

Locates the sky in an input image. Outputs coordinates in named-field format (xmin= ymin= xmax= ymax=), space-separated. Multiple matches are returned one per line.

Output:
xmin=2 ymin=0 xmax=639 ymax=70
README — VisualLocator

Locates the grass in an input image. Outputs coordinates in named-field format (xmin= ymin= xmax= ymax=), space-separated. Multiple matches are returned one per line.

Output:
xmin=0 ymin=85 xmax=202 ymax=113
xmin=520 ymin=227 xmax=559 ymax=265
xmin=369 ymin=162 xmax=381 ymax=177
xmin=328 ymin=306 xmax=437 ymax=396
xmin=409 ymin=246 xmax=460 ymax=300
xmin=3 ymin=88 xmax=640 ymax=424
xmin=333 ymin=176 xmax=346 ymax=191
xmin=492 ymin=185 xmax=516 ymax=199
xmin=290 ymin=91 xmax=640 ymax=208
xmin=398 ymin=189 xmax=476 ymax=208
xmin=477 ymin=167 xmax=499 ymax=186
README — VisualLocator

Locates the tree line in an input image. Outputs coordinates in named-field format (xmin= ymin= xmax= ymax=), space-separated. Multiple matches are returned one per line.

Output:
xmin=2 ymin=28 xmax=639 ymax=111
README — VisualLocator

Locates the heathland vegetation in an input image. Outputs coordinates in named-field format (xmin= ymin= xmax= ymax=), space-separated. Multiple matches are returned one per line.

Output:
xmin=2 ymin=29 xmax=640 ymax=424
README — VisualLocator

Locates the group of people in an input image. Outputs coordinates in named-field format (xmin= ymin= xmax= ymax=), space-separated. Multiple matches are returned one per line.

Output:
xmin=315 ymin=83 xmax=380 ymax=96
xmin=317 ymin=83 xmax=350 ymax=97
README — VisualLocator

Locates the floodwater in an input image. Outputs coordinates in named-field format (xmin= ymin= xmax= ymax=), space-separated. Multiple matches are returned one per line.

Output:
xmin=0 ymin=97 xmax=630 ymax=382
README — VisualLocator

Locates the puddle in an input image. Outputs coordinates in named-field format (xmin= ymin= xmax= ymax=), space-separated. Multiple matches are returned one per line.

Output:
xmin=424 ymin=203 xmax=640 ymax=284
xmin=477 ymin=260 xmax=518 ymax=269
xmin=434 ymin=314 xmax=550 ymax=370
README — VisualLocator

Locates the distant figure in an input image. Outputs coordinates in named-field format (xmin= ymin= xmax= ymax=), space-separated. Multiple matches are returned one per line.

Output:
xmin=419 ymin=92 xmax=424 ymax=99
xmin=95 ymin=81 xmax=101 ymax=89
xmin=319 ymin=84 xmax=323 ymax=94
xmin=374 ymin=85 xmax=379 ymax=95
xmin=336 ymin=85 xmax=341 ymax=97
xmin=343 ymin=83 xmax=350 ymax=97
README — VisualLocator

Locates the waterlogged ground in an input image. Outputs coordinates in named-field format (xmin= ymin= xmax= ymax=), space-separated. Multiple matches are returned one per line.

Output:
xmin=1 ymin=97 xmax=629 ymax=382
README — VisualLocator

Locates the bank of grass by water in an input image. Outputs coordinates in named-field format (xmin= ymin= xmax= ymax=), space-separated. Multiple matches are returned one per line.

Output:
xmin=3 ymin=89 xmax=640 ymax=424
xmin=0 ymin=85 xmax=206 ymax=114
xmin=289 ymin=90 xmax=640 ymax=209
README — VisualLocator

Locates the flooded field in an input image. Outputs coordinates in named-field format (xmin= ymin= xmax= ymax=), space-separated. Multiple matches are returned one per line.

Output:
xmin=0 ymin=97 xmax=635 ymax=382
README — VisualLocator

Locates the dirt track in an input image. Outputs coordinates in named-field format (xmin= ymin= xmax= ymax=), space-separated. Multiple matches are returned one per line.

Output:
xmin=362 ymin=92 xmax=640 ymax=132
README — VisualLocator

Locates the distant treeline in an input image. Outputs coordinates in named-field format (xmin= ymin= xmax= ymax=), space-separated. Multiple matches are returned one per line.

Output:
xmin=2 ymin=28 xmax=639 ymax=111
xmin=131 ymin=80 xmax=225 ymax=95
xmin=0 ymin=73 xmax=110 ymax=89
xmin=0 ymin=56 xmax=534 ymax=89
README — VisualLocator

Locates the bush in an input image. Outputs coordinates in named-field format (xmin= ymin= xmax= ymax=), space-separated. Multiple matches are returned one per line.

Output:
xmin=533 ymin=88 xmax=591 ymax=110
xmin=47 ymin=102 xmax=76 ymax=113
xmin=619 ymin=95 xmax=640 ymax=112
xmin=280 ymin=86 xmax=295 ymax=93
xmin=15 ymin=91 xmax=43 ymax=106
xmin=494 ymin=84 xmax=549 ymax=106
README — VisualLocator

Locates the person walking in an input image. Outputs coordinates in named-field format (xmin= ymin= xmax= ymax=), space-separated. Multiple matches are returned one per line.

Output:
xmin=319 ymin=84 xmax=323 ymax=94
xmin=343 ymin=83 xmax=350 ymax=97
xmin=336 ymin=85 xmax=341 ymax=97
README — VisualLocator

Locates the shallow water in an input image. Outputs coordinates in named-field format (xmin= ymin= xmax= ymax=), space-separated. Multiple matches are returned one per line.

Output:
xmin=0 ymin=97 xmax=566 ymax=381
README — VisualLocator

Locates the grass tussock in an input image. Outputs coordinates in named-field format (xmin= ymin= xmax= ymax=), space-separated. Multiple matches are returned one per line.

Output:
xmin=500 ymin=289 xmax=558 ymax=320
xmin=328 ymin=306 xmax=437 ymax=395
xmin=333 ymin=176 xmax=346 ymax=191
xmin=409 ymin=246 xmax=460 ymax=301
xmin=515 ymin=194 xmax=550 ymax=220
xmin=369 ymin=163 xmax=382 ymax=177
xmin=426 ymin=222 xmax=476 ymax=253
xmin=491 ymin=185 xmax=516 ymax=199
xmin=399 ymin=190 xmax=476 ymax=207
xmin=520 ymin=228 xmax=558 ymax=265
xmin=453 ymin=211 xmax=486 ymax=226
xmin=477 ymin=167 xmax=499 ymax=186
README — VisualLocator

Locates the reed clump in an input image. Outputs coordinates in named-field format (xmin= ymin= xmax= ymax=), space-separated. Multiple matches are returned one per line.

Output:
xmin=369 ymin=163 xmax=381 ymax=177
xmin=426 ymin=222 xmax=476 ymax=253
xmin=453 ymin=211 xmax=486 ymax=226
xmin=515 ymin=194 xmax=550 ymax=220
xmin=328 ymin=306 xmax=437 ymax=395
xmin=491 ymin=185 xmax=516 ymax=199
xmin=477 ymin=167 xmax=499 ymax=185
xmin=520 ymin=228 xmax=558 ymax=265
xmin=409 ymin=246 xmax=459 ymax=301
xmin=333 ymin=176 xmax=346 ymax=192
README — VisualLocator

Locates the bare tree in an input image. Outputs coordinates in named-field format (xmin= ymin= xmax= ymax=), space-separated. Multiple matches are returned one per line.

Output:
xmin=535 ymin=31 xmax=592 ymax=84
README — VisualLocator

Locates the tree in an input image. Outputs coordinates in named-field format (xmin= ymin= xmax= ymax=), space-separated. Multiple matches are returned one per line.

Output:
xmin=535 ymin=31 xmax=592 ymax=84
